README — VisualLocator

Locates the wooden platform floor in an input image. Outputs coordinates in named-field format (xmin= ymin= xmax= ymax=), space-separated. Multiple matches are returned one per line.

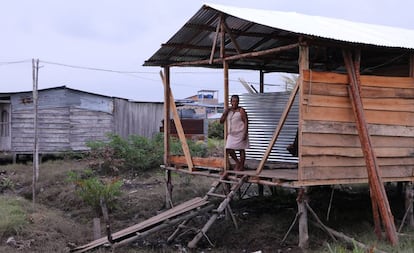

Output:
xmin=165 ymin=159 xmax=300 ymax=187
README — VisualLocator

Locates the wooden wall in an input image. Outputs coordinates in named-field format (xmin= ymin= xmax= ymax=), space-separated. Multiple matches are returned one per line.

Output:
xmin=69 ymin=108 xmax=113 ymax=151
xmin=299 ymin=70 xmax=414 ymax=182
xmin=113 ymin=99 xmax=164 ymax=139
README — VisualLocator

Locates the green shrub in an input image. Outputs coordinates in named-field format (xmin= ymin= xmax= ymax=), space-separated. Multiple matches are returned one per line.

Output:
xmin=170 ymin=137 xmax=207 ymax=157
xmin=67 ymin=170 xmax=122 ymax=216
xmin=87 ymin=133 xmax=212 ymax=173
xmin=208 ymin=120 xmax=224 ymax=139
xmin=87 ymin=133 xmax=163 ymax=173
xmin=0 ymin=196 xmax=27 ymax=239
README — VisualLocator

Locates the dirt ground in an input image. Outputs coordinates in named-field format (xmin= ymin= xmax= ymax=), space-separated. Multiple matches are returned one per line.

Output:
xmin=0 ymin=159 xmax=413 ymax=253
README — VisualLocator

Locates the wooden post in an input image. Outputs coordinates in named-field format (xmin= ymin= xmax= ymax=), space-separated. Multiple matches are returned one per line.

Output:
xmin=298 ymin=42 xmax=309 ymax=181
xmin=258 ymin=184 xmax=264 ymax=197
xmin=163 ymin=67 xmax=170 ymax=167
xmin=405 ymin=182 xmax=414 ymax=228
xmin=259 ymin=70 xmax=264 ymax=93
xmin=297 ymin=187 xmax=309 ymax=248
xmin=93 ymin=217 xmax=101 ymax=240
xmin=32 ymin=58 xmax=40 ymax=209
xmin=162 ymin=67 xmax=172 ymax=208
xmin=223 ymin=62 xmax=229 ymax=171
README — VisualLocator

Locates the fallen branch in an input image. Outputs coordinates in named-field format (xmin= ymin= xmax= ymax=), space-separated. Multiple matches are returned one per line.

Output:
xmin=310 ymin=221 xmax=389 ymax=253
xmin=280 ymin=211 xmax=301 ymax=245
xmin=305 ymin=202 xmax=336 ymax=241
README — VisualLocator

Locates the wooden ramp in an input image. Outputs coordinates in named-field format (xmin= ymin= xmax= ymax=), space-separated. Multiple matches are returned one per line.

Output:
xmin=71 ymin=197 xmax=210 ymax=253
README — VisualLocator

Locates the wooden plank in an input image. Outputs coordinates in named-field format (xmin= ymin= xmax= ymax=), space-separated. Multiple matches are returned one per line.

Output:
xmin=302 ymin=106 xmax=414 ymax=126
xmin=170 ymin=156 xmax=224 ymax=168
xmin=302 ymin=120 xmax=414 ymax=137
xmin=73 ymin=197 xmax=209 ymax=253
xmin=303 ymin=81 xmax=414 ymax=98
xmin=302 ymin=165 xmax=414 ymax=180
xmin=303 ymin=70 xmax=414 ymax=89
xmin=302 ymin=146 xmax=414 ymax=158
xmin=160 ymin=71 xmax=194 ymax=171
xmin=301 ymin=156 xmax=414 ymax=168
xmin=302 ymin=133 xmax=414 ymax=148
xmin=304 ymin=94 xmax=414 ymax=112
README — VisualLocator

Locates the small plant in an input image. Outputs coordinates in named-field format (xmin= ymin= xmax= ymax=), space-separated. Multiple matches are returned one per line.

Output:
xmin=0 ymin=177 xmax=14 ymax=192
xmin=208 ymin=120 xmax=224 ymax=139
xmin=0 ymin=196 xmax=27 ymax=239
xmin=67 ymin=170 xmax=122 ymax=216
xmin=326 ymin=241 xmax=365 ymax=253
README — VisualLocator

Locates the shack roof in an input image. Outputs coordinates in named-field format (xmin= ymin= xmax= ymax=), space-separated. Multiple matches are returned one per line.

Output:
xmin=144 ymin=3 xmax=414 ymax=73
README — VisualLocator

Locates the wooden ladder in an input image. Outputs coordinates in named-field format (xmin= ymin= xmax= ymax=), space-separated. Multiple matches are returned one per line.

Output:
xmin=186 ymin=174 xmax=249 ymax=248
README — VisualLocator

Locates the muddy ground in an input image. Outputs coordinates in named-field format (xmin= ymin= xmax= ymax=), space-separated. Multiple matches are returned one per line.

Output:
xmin=0 ymin=159 xmax=413 ymax=253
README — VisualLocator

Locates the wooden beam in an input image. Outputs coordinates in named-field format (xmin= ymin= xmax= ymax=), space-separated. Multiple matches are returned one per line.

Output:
xmin=163 ymin=67 xmax=170 ymax=166
xmin=259 ymin=70 xmax=264 ymax=93
xmin=343 ymin=49 xmax=398 ymax=245
xmin=209 ymin=16 xmax=221 ymax=64
xmin=170 ymin=42 xmax=299 ymax=67
xmin=160 ymin=71 xmax=194 ymax=171
xmin=255 ymin=81 xmax=299 ymax=175
xmin=297 ymin=42 xmax=309 ymax=250
xmin=298 ymin=43 xmax=309 ymax=181
xmin=222 ymin=19 xmax=243 ymax=54
xmin=223 ymin=60 xmax=229 ymax=171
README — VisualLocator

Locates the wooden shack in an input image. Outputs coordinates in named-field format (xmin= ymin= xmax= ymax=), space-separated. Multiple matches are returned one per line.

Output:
xmin=0 ymin=86 xmax=163 ymax=158
xmin=142 ymin=3 xmax=414 ymax=248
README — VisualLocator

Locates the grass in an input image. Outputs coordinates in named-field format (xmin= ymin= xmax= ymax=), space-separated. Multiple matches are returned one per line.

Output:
xmin=0 ymin=196 xmax=27 ymax=239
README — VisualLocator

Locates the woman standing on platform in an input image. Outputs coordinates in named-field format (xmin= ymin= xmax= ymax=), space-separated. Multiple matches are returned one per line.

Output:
xmin=220 ymin=95 xmax=249 ymax=171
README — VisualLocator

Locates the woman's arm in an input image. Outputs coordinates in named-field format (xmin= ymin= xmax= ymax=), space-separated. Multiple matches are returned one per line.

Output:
xmin=240 ymin=108 xmax=248 ymax=140
xmin=220 ymin=107 xmax=231 ymax=124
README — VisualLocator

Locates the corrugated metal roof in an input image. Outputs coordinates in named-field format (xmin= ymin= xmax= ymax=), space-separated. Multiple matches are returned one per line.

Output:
xmin=144 ymin=3 xmax=414 ymax=73
xmin=207 ymin=3 xmax=414 ymax=50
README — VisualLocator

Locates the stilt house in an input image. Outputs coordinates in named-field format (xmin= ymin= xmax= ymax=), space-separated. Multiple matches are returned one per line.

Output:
xmin=72 ymin=4 xmax=414 ymax=252
xmin=144 ymin=3 xmax=414 ymax=247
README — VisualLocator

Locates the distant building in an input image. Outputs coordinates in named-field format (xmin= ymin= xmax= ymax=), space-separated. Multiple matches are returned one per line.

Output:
xmin=177 ymin=90 xmax=223 ymax=119
xmin=0 ymin=86 xmax=163 ymax=159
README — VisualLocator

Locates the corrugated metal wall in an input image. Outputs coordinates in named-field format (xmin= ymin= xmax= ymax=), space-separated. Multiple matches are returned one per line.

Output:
xmin=239 ymin=92 xmax=299 ymax=163
xmin=113 ymin=99 xmax=164 ymax=139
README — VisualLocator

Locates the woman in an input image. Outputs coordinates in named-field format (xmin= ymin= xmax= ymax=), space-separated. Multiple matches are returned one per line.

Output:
xmin=220 ymin=95 xmax=249 ymax=171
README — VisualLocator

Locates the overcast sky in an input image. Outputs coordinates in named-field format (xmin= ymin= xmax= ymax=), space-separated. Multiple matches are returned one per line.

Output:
xmin=1 ymin=0 xmax=413 ymax=102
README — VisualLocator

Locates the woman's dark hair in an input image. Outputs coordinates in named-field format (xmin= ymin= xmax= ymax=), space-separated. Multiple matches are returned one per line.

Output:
xmin=231 ymin=94 xmax=239 ymax=101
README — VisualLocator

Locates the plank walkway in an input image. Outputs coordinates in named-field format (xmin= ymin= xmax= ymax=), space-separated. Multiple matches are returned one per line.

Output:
xmin=71 ymin=197 xmax=209 ymax=252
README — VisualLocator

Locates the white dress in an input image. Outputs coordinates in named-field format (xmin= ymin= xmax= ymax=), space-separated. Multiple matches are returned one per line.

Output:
xmin=225 ymin=110 xmax=249 ymax=150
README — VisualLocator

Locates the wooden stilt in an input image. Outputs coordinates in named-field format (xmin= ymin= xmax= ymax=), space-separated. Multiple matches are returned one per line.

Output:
xmin=258 ymin=184 xmax=264 ymax=197
xmin=188 ymin=176 xmax=248 ymax=248
xmin=405 ymin=182 xmax=414 ymax=228
xmin=165 ymin=170 xmax=173 ymax=208
xmin=297 ymin=187 xmax=309 ymax=249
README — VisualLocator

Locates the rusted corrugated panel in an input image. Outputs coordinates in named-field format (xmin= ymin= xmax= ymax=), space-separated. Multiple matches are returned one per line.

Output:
xmin=238 ymin=92 xmax=299 ymax=163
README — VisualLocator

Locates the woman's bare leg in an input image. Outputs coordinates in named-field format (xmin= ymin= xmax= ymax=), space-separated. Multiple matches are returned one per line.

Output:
xmin=239 ymin=149 xmax=246 ymax=171
xmin=227 ymin=149 xmax=240 ymax=170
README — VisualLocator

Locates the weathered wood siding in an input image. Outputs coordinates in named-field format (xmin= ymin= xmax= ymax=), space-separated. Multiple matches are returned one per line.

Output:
xmin=299 ymin=70 xmax=414 ymax=181
xmin=70 ymin=108 xmax=113 ymax=151
xmin=9 ymin=88 xmax=114 ymax=153
xmin=12 ymin=107 xmax=71 ymax=153
xmin=113 ymin=98 xmax=163 ymax=139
